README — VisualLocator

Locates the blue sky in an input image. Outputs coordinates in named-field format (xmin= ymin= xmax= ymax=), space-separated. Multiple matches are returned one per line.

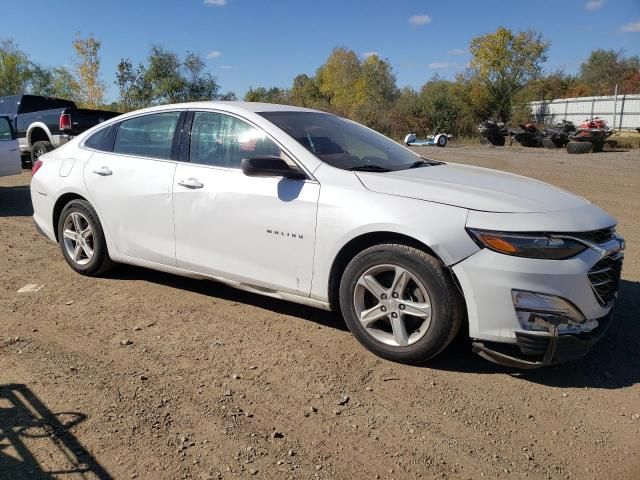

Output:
xmin=1 ymin=0 xmax=639 ymax=101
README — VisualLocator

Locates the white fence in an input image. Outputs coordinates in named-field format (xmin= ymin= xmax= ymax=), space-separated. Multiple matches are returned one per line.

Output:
xmin=530 ymin=94 xmax=640 ymax=131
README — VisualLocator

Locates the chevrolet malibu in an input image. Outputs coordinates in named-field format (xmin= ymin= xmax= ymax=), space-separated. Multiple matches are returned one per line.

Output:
xmin=30 ymin=102 xmax=625 ymax=368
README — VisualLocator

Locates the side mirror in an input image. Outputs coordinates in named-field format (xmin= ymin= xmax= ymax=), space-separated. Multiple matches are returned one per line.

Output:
xmin=240 ymin=156 xmax=306 ymax=180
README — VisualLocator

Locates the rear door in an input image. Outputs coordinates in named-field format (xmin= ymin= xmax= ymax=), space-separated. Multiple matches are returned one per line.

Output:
xmin=0 ymin=116 xmax=21 ymax=177
xmin=84 ymin=111 xmax=183 ymax=265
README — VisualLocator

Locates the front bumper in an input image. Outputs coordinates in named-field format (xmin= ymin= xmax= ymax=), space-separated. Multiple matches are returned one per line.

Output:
xmin=472 ymin=309 xmax=614 ymax=368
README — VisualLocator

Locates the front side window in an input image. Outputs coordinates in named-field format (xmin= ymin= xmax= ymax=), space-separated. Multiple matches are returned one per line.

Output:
xmin=190 ymin=112 xmax=282 ymax=168
xmin=113 ymin=112 xmax=180 ymax=160
xmin=259 ymin=111 xmax=437 ymax=171
xmin=0 ymin=117 xmax=14 ymax=141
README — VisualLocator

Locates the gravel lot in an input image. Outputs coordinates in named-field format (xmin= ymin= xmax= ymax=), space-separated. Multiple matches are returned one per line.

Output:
xmin=1 ymin=144 xmax=639 ymax=480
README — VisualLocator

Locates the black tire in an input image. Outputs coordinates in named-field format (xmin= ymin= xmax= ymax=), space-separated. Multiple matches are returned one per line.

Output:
xmin=566 ymin=141 xmax=594 ymax=154
xmin=592 ymin=141 xmax=604 ymax=153
xmin=57 ymin=199 xmax=114 ymax=276
xmin=31 ymin=140 xmax=53 ymax=162
xmin=490 ymin=134 xmax=505 ymax=146
xmin=436 ymin=135 xmax=447 ymax=147
xmin=21 ymin=155 xmax=31 ymax=169
xmin=540 ymin=137 xmax=557 ymax=149
xmin=339 ymin=244 xmax=464 ymax=364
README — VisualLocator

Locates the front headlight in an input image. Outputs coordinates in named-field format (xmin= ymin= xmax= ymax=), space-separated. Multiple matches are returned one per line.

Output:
xmin=467 ymin=229 xmax=587 ymax=260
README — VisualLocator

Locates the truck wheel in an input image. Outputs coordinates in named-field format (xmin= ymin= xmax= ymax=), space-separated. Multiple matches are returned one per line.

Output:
xmin=566 ymin=141 xmax=594 ymax=154
xmin=339 ymin=244 xmax=464 ymax=364
xmin=31 ymin=141 xmax=53 ymax=162
xmin=541 ymin=137 xmax=557 ymax=149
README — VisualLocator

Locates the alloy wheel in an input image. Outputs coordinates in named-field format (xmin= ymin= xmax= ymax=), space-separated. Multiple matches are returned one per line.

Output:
xmin=353 ymin=264 xmax=432 ymax=347
xmin=62 ymin=212 xmax=95 ymax=266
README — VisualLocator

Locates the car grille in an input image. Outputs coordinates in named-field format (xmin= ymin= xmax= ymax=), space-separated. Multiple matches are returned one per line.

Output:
xmin=571 ymin=227 xmax=616 ymax=245
xmin=588 ymin=252 xmax=623 ymax=306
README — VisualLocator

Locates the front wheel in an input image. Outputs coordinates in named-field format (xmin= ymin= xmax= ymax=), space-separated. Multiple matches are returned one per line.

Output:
xmin=339 ymin=244 xmax=464 ymax=364
xmin=57 ymin=199 xmax=114 ymax=276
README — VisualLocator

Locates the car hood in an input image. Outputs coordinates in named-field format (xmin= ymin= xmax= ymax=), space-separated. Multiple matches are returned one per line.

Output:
xmin=355 ymin=162 xmax=589 ymax=213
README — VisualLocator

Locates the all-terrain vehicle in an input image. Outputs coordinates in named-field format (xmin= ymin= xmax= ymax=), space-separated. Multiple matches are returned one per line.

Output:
xmin=509 ymin=122 xmax=543 ymax=147
xmin=478 ymin=120 xmax=508 ymax=146
xmin=566 ymin=117 xmax=613 ymax=154
xmin=541 ymin=120 xmax=576 ymax=149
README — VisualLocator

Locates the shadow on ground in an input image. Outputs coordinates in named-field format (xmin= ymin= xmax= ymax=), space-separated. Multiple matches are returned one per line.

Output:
xmin=107 ymin=265 xmax=640 ymax=390
xmin=0 ymin=185 xmax=33 ymax=217
xmin=0 ymin=384 xmax=111 ymax=479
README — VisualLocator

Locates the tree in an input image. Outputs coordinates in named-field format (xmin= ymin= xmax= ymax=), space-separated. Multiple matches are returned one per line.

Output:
xmin=579 ymin=49 xmax=640 ymax=95
xmin=419 ymin=76 xmax=462 ymax=134
xmin=289 ymin=74 xmax=327 ymax=109
xmin=353 ymin=54 xmax=398 ymax=131
xmin=29 ymin=65 xmax=78 ymax=100
xmin=316 ymin=48 xmax=361 ymax=116
xmin=72 ymin=33 xmax=105 ymax=108
xmin=469 ymin=27 xmax=549 ymax=121
xmin=0 ymin=39 xmax=31 ymax=96
xmin=218 ymin=91 xmax=238 ymax=101
xmin=115 ymin=59 xmax=151 ymax=111
xmin=244 ymin=87 xmax=289 ymax=103
xmin=181 ymin=52 xmax=219 ymax=102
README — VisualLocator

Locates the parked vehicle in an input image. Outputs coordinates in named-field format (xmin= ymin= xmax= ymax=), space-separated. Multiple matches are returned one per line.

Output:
xmin=31 ymin=102 xmax=625 ymax=368
xmin=567 ymin=117 xmax=613 ymax=154
xmin=478 ymin=120 xmax=507 ymax=146
xmin=0 ymin=115 xmax=21 ymax=177
xmin=541 ymin=120 xmax=576 ymax=149
xmin=509 ymin=122 xmax=543 ymax=147
xmin=404 ymin=132 xmax=450 ymax=147
xmin=0 ymin=95 xmax=120 ymax=165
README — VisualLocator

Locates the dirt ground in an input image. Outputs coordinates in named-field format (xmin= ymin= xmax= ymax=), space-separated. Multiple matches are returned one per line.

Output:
xmin=1 ymin=144 xmax=639 ymax=480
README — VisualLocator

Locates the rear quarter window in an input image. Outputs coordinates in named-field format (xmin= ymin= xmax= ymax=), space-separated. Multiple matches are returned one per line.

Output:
xmin=83 ymin=126 xmax=110 ymax=150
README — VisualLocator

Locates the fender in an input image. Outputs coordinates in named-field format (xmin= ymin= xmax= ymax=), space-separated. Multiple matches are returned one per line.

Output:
xmin=26 ymin=122 xmax=53 ymax=146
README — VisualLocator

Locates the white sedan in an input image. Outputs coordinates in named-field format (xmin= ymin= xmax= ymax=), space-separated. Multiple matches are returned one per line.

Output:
xmin=31 ymin=102 xmax=625 ymax=368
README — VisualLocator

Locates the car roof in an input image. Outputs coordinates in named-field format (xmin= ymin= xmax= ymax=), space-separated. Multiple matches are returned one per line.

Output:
xmin=126 ymin=101 xmax=323 ymax=117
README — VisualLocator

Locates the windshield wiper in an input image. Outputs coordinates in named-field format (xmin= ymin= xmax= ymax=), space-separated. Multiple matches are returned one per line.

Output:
xmin=408 ymin=158 xmax=443 ymax=169
xmin=349 ymin=164 xmax=392 ymax=172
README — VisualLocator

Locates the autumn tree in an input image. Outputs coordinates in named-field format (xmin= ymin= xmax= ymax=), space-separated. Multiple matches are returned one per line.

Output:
xmin=579 ymin=49 xmax=640 ymax=95
xmin=316 ymin=48 xmax=361 ymax=116
xmin=244 ymin=87 xmax=289 ymax=103
xmin=353 ymin=54 xmax=398 ymax=131
xmin=72 ymin=33 xmax=105 ymax=108
xmin=0 ymin=39 xmax=31 ymax=96
xmin=289 ymin=74 xmax=327 ymax=109
xmin=469 ymin=27 xmax=549 ymax=121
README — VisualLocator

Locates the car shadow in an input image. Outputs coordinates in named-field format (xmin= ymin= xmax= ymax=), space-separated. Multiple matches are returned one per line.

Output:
xmin=0 ymin=185 xmax=33 ymax=217
xmin=107 ymin=265 xmax=348 ymax=332
xmin=0 ymin=384 xmax=112 ymax=479
xmin=106 ymin=266 xmax=639 ymax=389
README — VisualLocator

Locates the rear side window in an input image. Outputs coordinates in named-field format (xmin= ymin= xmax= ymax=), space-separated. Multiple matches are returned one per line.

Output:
xmin=0 ymin=117 xmax=14 ymax=141
xmin=113 ymin=112 xmax=180 ymax=160
xmin=190 ymin=112 xmax=282 ymax=168
xmin=0 ymin=96 xmax=19 ymax=115
xmin=84 ymin=126 xmax=110 ymax=150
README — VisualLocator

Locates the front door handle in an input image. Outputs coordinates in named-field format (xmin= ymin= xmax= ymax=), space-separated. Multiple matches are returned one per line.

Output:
xmin=93 ymin=166 xmax=112 ymax=176
xmin=178 ymin=178 xmax=204 ymax=189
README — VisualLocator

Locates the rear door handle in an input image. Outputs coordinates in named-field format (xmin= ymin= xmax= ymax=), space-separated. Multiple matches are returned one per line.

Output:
xmin=178 ymin=178 xmax=204 ymax=189
xmin=93 ymin=166 xmax=112 ymax=176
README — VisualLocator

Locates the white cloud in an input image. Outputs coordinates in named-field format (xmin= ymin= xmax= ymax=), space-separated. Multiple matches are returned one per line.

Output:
xmin=219 ymin=65 xmax=233 ymax=69
xmin=206 ymin=50 xmax=222 ymax=59
xmin=448 ymin=48 xmax=466 ymax=56
xmin=585 ymin=0 xmax=606 ymax=11
xmin=362 ymin=51 xmax=379 ymax=58
xmin=621 ymin=19 xmax=640 ymax=32
xmin=409 ymin=14 xmax=431 ymax=26
xmin=428 ymin=61 xmax=459 ymax=69
xmin=203 ymin=0 xmax=227 ymax=6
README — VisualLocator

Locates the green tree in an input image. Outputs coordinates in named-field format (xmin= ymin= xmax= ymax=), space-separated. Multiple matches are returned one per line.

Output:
xmin=469 ymin=27 xmax=549 ymax=121
xmin=72 ymin=33 xmax=105 ymax=108
xmin=0 ymin=39 xmax=31 ymax=96
xmin=579 ymin=49 xmax=640 ymax=95
xmin=353 ymin=54 xmax=398 ymax=131
xmin=289 ymin=74 xmax=327 ymax=109
xmin=115 ymin=59 xmax=151 ymax=111
xmin=29 ymin=65 xmax=78 ymax=100
xmin=316 ymin=47 xmax=361 ymax=116
xmin=244 ymin=86 xmax=289 ymax=103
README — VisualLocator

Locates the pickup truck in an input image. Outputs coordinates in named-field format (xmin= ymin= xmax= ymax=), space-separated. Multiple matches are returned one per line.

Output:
xmin=0 ymin=95 xmax=121 ymax=165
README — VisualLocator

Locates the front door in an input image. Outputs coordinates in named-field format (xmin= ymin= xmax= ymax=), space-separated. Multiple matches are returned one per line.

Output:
xmin=0 ymin=116 xmax=21 ymax=177
xmin=84 ymin=111 xmax=182 ymax=265
xmin=173 ymin=111 xmax=319 ymax=295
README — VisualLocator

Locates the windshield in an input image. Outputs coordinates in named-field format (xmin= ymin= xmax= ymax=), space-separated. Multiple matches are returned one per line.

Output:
xmin=259 ymin=111 xmax=439 ymax=171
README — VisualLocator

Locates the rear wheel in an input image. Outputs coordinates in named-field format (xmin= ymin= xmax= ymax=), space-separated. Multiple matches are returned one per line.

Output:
xmin=31 ymin=140 xmax=53 ymax=162
xmin=57 ymin=199 xmax=114 ymax=276
xmin=339 ymin=244 xmax=464 ymax=364
xmin=566 ymin=141 xmax=594 ymax=154
xmin=541 ymin=137 xmax=557 ymax=149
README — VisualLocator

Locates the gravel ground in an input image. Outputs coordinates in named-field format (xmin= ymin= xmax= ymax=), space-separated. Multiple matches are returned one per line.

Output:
xmin=1 ymin=144 xmax=639 ymax=480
